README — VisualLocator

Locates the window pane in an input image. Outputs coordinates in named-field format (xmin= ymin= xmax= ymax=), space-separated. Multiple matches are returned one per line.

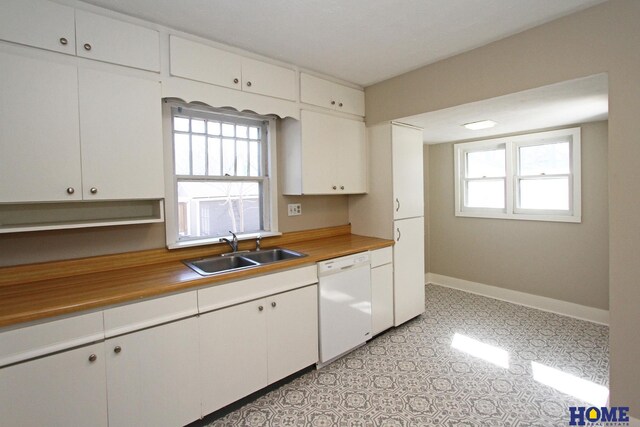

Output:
xmin=519 ymin=142 xmax=569 ymax=175
xmin=174 ymin=133 xmax=190 ymax=175
xmin=519 ymin=178 xmax=569 ymax=210
xmin=222 ymin=123 xmax=235 ymax=137
xmin=174 ymin=116 xmax=189 ymax=132
xmin=191 ymin=119 xmax=205 ymax=134
xmin=192 ymin=135 xmax=206 ymax=175
xmin=208 ymin=137 xmax=221 ymax=176
xmin=236 ymin=125 xmax=248 ymax=139
xmin=249 ymin=140 xmax=260 ymax=177
xmin=222 ymin=138 xmax=235 ymax=175
xmin=207 ymin=121 xmax=220 ymax=136
xmin=249 ymin=126 xmax=259 ymax=140
xmin=466 ymin=179 xmax=504 ymax=208
xmin=467 ymin=149 xmax=505 ymax=178
xmin=236 ymin=140 xmax=249 ymax=176
xmin=177 ymin=181 xmax=262 ymax=238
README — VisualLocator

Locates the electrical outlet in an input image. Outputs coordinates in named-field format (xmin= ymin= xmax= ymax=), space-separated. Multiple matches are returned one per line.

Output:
xmin=287 ymin=203 xmax=302 ymax=216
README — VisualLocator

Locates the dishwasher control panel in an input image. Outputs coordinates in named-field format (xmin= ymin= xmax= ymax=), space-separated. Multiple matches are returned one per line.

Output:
xmin=317 ymin=252 xmax=370 ymax=275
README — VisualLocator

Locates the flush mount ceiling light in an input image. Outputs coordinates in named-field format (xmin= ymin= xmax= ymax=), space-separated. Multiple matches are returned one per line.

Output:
xmin=462 ymin=120 xmax=497 ymax=130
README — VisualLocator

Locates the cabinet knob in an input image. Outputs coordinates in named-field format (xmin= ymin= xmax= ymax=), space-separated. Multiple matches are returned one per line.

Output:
xmin=83 ymin=43 xmax=92 ymax=51
xmin=340 ymin=185 xmax=345 ymax=190
xmin=66 ymin=187 xmax=75 ymax=195
xmin=90 ymin=187 xmax=98 ymax=194
xmin=246 ymin=81 xmax=252 ymax=87
xmin=88 ymin=354 xmax=97 ymax=363
xmin=114 ymin=346 xmax=122 ymax=354
xmin=233 ymin=78 xmax=239 ymax=84
xmin=59 ymin=37 xmax=68 ymax=45
xmin=339 ymin=102 xmax=343 ymax=107
xmin=271 ymin=301 xmax=277 ymax=308
xmin=258 ymin=305 xmax=264 ymax=311
xmin=332 ymin=186 xmax=337 ymax=190
xmin=330 ymin=100 xmax=336 ymax=105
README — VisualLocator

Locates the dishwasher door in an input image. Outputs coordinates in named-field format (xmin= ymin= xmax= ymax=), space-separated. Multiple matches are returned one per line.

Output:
xmin=318 ymin=252 xmax=371 ymax=364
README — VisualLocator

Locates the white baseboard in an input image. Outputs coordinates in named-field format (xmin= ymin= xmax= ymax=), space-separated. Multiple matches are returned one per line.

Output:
xmin=426 ymin=273 xmax=609 ymax=325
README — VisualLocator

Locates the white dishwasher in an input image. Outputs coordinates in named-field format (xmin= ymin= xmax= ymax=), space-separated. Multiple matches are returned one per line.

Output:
xmin=317 ymin=252 xmax=371 ymax=366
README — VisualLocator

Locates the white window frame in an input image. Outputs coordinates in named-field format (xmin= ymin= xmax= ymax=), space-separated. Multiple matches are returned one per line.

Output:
xmin=163 ymin=101 xmax=280 ymax=249
xmin=454 ymin=127 xmax=581 ymax=223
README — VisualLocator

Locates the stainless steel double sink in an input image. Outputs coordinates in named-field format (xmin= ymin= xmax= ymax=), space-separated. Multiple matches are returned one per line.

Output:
xmin=183 ymin=248 xmax=307 ymax=276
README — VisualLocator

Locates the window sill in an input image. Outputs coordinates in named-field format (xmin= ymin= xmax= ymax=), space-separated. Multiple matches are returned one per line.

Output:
xmin=168 ymin=231 xmax=283 ymax=250
xmin=455 ymin=211 xmax=581 ymax=223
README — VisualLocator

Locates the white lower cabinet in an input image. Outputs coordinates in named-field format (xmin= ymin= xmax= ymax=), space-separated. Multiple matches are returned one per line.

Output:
xmin=200 ymin=284 xmax=318 ymax=415
xmin=0 ymin=342 xmax=108 ymax=427
xmin=371 ymin=263 xmax=394 ymax=335
xmin=393 ymin=217 xmax=426 ymax=326
xmin=105 ymin=317 xmax=201 ymax=427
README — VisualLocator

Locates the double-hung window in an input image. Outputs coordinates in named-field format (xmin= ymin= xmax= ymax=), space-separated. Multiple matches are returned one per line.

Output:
xmin=165 ymin=103 xmax=278 ymax=247
xmin=455 ymin=127 xmax=581 ymax=222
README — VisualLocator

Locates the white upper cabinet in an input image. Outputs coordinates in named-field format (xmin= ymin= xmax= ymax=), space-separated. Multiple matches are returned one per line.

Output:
xmin=169 ymin=35 xmax=296 ymax=101
xmin=0 ymin=0 xmax=76 ymax=55
xmin=281 ymin=110 xmax=367 ymax=195
xmin=300 ymin=73 xmax=365 ymax=116
xmin=0 ymin=52 xmax=82 ymax=202
xmin=75 ymin=10 xmax=160 ymax=72
xmin=78 ymin=68 xmax=164 ymax=200
xmin=241 ymin=56 xmax=296 ymax=100
xmin=169 ymin=35 xmax=242 ymax=90
xmin=392 ymin=124 xmax=424 ymax=219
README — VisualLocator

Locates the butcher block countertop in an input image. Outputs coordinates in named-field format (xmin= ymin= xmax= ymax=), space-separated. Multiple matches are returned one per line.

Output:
xmin=0 ymin=225 xmax=393 ymax=329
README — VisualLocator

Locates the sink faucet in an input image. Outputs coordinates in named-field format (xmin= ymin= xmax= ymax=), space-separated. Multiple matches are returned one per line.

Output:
xmin=219 ymin=231 xmax=238 ymax=252
xmin=255 ymin=233 xmax=262 ymax=251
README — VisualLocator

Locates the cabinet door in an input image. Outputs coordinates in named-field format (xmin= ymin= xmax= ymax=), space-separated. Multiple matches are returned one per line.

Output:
xmin=106 ymin=317 xmax=200 ymax=427
xmin=0 ymin=0 xmax=76 ymax=55
xmin=242 ymin=57 xmax=296 ymax=100
xmin=0 ymin=52 xmax=82 ymax=202
xmin=336 ymin=116 xmax=367 ymax=194
xmin=300 ymin=110 xmax=340 ymax=194
xmin=393 ymin=217 xmax=426 ymax=326
xmin=333 ymin=82 xmax=366 ymax=116
xmin=78 ymin=68 xmax=164 ymax=200
xmin=300 ymin=110 xmax=366 ymax=194
xmin=75 ymin=10 xmax=160 ymax=72
xmin=267 ymin=285 xmax=318 ymax=383
xmin=0 ymin=342 xmax=108 ymax=427
xmin=169 ymin=35 xmax=242 ymax=90
xmin=392 ymin=124 xmax=424 ymax=219
xmin=200 ymin=299 xmax=268 ymax=415
xmin=371 ymin=264 xmax=394 ymax=335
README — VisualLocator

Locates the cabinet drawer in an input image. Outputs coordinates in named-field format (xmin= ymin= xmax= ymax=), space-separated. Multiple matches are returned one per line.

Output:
xmin=198 ymin=265 xmax=318 ymax=313
xmin=371 ymin=247 xmax=393 ymax=268
xmin=0 ymin=311 xmax=104 ymax=367
xmin=75 ymin=10 xmax=160 ymax=72
xmin=103 ymin=291 xmax=197 ymax=338
xmin=0 ymin=0 xmax=76 ymax=55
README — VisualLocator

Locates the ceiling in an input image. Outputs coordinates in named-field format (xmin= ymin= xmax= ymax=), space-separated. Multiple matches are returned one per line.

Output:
xmin=398 ymin=73 xmax=609 ymax=144
xmin=80 ymin=0 xmax=605 ymax=86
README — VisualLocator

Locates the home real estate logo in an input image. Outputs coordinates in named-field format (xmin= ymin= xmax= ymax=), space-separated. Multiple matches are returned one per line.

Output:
xmin=569 ymin=406 xmax=630 ymax=426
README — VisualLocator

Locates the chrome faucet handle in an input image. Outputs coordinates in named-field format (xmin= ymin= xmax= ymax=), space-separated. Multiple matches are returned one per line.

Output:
xmin=228 ymin=231 xmax=239 ymax=251
xmin=255 ymin=234 xmax=262 ymax=251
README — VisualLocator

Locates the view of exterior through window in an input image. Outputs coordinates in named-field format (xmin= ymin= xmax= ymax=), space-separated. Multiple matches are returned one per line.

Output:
xmin=454 ymin=127 xmax=581 ymax=222
xmin=171 ymin=106 xmax=269 ymax=240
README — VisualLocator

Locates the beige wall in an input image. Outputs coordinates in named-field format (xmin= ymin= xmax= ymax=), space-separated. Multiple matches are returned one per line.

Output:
xmin=0 ymin=123 xmax=349 ymax=267
xmin=428 ymin=121 xmax=608 ymax=309
xmin=366 ymin=0 xmax=640 ymax=412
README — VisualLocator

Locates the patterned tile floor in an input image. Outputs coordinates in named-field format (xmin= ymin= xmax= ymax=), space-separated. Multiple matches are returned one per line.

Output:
xmin=207 ymin=285 xmax=609 ymax=426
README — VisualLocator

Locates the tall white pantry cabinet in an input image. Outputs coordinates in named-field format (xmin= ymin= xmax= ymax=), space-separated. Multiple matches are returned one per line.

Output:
xmin=350 ymin=122 xmax=426 ymax=326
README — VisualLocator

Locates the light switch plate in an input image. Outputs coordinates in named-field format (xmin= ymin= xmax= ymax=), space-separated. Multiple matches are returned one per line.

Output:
xmin=287 ymin=203 xmax=302 ymax=216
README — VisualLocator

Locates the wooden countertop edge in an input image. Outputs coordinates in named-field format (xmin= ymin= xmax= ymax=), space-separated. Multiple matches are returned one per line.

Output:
xmin=0 ymin=233 xmax=393 ymax=328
